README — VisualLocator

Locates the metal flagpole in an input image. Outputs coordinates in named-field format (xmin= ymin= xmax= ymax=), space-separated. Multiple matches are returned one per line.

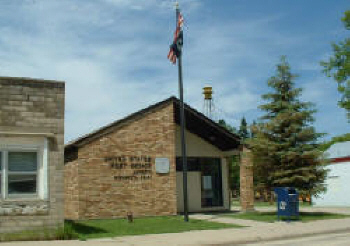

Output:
xmin=175 ymin=2 xmax=189 ymax=222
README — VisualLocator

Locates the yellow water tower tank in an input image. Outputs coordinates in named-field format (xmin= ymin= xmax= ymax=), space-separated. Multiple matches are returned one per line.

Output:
xmin=203 ymin=86 xmax=213 ymax=100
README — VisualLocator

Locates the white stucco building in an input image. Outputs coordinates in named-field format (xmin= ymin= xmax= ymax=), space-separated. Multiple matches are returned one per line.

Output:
xmin=313 ymin=141 xmax=350 ymax=207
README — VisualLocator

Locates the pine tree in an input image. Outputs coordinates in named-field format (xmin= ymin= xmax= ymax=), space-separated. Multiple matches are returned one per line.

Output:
xmin=218 ymin=119 xmax=237 ymax=133
xmin=249 ymin=56 xmax=327 ymax=198
xmin=238 ymin=117 xmax=249 ymax=140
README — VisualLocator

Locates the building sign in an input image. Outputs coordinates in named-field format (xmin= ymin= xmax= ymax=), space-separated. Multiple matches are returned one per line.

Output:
xmin=104 ymin=155 xmax=152 ymax=181
xmin=155 ymin=157 xmax=170 ymax=174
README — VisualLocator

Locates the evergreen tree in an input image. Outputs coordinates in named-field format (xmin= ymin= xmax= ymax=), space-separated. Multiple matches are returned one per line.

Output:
xmin=238 ymin=117 xmax=249 ymax=140
xmin=249 ymin=57 xmax=327 ymax=198
xmin=218 ymin=119 xmax=237 ymax=133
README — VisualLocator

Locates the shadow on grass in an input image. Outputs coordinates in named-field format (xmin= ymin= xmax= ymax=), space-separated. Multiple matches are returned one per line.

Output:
xmin=66 ymin=220 xmax=107 ymax=235
xmin=219 ymin=211 xmax=349 ymax=223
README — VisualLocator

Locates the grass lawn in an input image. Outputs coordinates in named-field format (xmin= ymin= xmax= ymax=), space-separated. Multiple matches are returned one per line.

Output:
xmin=221 ymin=211 xmax=349 ymax=223
xmin=0 ymin=226 xmax=75 ymax=242
xmin=67 ymin=216 xmax=242 ymax=240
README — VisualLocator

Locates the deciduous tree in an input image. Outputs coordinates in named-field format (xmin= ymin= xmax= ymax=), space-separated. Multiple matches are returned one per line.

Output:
xmin=321 ymin=10 xmax=350 ymax=119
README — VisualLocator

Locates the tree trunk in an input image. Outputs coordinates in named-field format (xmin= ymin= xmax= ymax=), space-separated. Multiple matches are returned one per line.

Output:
xmin=269 ymin=189 xmax=274 ymax=205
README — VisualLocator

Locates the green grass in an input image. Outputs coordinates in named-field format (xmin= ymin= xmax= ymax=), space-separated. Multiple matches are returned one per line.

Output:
xmin=0 ymin=230 xmax=54 ymax=242
xmin=222 ymin=211 xmax=349 ymax=223
xmin=67 ymin=216 xmax=241 ymax=240
xmin=0 ymin=224 xmax=77 ymax=242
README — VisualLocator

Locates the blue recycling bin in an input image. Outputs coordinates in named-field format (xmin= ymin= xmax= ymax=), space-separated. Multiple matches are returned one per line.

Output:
xmin=274 ymin=187 xmax=299 ymax=221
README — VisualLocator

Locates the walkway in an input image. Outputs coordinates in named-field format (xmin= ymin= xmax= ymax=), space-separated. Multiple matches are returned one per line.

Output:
xmin=190 ymin=213 xmax=266 ymax=227
xmin=231 ymin=206 xmax=350 ymax=215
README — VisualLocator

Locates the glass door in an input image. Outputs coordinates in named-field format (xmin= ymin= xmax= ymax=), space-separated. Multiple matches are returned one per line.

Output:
xmin=200 ymin=158 xmax=223 ymax=208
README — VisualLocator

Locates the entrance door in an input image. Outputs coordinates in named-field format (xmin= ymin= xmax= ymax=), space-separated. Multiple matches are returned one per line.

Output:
xmin=176 ymin=157 xmax=223 ymax=211
xmin=200 ymin=158 xmax=223 ymax=208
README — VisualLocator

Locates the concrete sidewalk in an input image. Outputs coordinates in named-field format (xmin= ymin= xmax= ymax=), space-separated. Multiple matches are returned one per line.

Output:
xmin=231 ymin=206 xmax=350 ymax=215
xmin=1 ymin=216 xmax=350 ymax=246
xmin=190 ymin=213 xmax=267 ymax=227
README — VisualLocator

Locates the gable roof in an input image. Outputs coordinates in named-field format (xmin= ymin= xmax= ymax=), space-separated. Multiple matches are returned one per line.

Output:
xmin=172 ymin=98 xmax=240 ymax=151
xmin=65 ymin=96 xmax=240 ymax=154
xmin=326 ymin=141 xmax=350 ymax=164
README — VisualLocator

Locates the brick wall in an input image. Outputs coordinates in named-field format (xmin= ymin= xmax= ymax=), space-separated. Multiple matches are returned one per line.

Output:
xmin=64 ymin=102 xmax=177 ymax=220
xmin=0 ymin=77 xmax=65 ymax=233
xmin=64 ymin=159 xmax=79 ymax=220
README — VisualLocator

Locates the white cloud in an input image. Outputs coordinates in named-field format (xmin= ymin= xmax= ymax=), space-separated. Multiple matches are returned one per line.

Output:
xmin=0 ymin=0 xmax=348 ymax=142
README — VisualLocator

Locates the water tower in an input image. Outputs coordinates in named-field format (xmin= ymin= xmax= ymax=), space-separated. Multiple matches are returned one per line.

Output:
xmin=203 ymin=86 xmax=215 ymax=119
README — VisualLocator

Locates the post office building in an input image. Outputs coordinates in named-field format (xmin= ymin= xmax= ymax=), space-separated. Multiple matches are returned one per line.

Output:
xmin=64 ymin=97 xmax=240 ymax=220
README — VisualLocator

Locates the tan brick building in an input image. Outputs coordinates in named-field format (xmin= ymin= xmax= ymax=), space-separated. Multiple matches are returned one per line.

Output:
xmin=0 ymin=77 xmax=65 ymax=233
xmin=65 ymin=97 xmax=240 ymax=220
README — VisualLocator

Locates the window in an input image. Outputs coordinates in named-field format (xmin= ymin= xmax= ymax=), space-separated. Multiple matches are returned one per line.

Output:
xmin=8 ymin=152 xmax=38 ymax=196
xmin=0 ymin=137 xmax=49 ymax=200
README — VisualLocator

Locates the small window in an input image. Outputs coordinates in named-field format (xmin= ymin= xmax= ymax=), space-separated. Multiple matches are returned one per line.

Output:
xmin=8 ymin=152 xmax=38 ymax=196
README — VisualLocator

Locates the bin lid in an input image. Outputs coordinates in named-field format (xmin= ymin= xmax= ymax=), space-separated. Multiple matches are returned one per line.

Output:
xmin=274 ymin=187 xmax=298 ymax=194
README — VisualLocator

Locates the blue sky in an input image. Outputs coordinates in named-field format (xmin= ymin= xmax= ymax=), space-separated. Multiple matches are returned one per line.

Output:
xmin=0 ymin=0 xmax=349 ymax=142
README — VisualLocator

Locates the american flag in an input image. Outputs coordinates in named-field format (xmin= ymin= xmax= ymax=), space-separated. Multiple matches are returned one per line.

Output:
xmin=168 ymin=12 xmax=184 ymax=64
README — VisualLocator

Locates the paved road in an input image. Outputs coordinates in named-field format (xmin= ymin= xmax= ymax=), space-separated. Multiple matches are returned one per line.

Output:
xmin=238 ymin=232 xmax=350 ymax=246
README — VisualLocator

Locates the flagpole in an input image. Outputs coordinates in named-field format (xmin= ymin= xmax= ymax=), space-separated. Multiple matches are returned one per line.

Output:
xmin=175 ymin=2 xmax=189 ymax=222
